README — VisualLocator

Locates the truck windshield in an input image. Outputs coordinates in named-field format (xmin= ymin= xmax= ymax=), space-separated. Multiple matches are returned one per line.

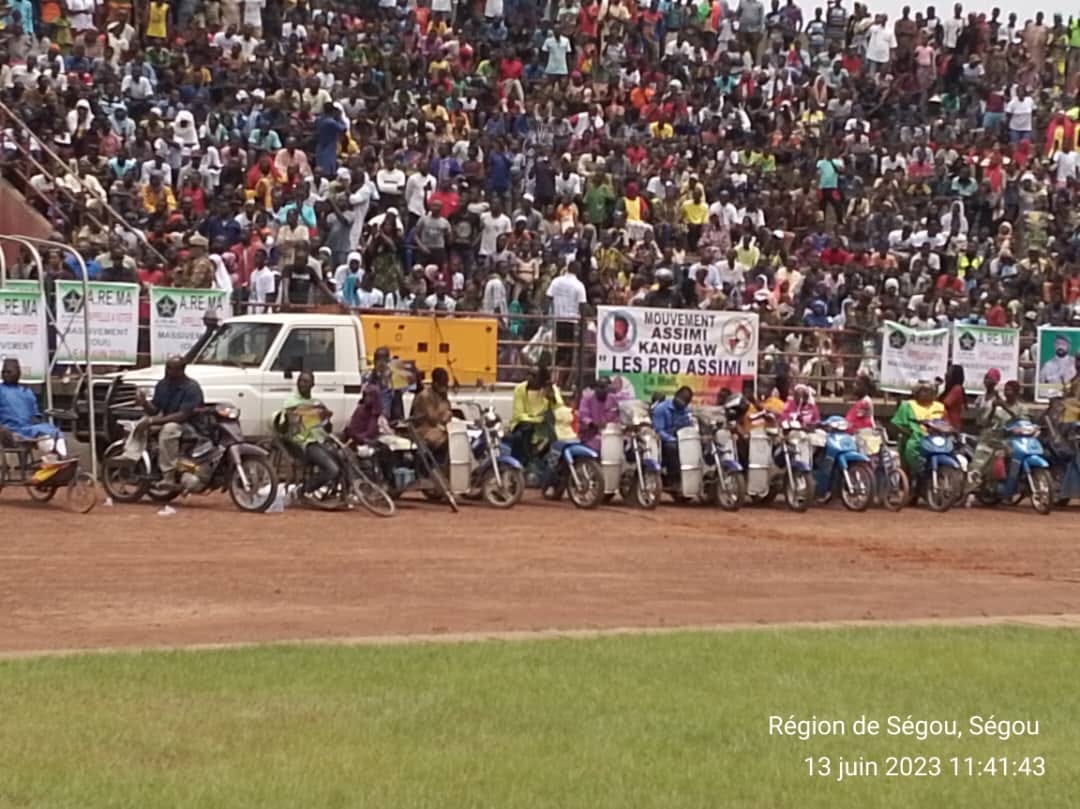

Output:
xmin=194 ymin=322 xmax=281 ymax=368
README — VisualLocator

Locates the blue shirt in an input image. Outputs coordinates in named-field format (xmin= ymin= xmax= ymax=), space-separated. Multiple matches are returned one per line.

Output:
xmin=488 ymin=151 xmax=511 ymax=193
xmin=0 ymin=383 xmax=41 ymax=433
xmin=65 ymin=257 xmax=100 ymax=279
xmin=651 ymin=399 xmax=693 ymax=443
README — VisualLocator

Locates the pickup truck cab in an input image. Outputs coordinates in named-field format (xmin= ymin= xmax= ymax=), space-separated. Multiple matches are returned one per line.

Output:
xmin=75 ymin=313 xmax=514 ymax=447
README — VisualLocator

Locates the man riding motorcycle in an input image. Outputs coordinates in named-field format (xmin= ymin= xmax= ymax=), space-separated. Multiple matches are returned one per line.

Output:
xmin=968 ymin=378 xmax=1028 ymax=489
xmin=509 ymin=365 xmax=562 ymax=464
xmin=125 ymin=356 xmax=205 ymax=486
xmin=890 ymin=380 xmax=946 ymax=475
xmin=651 ymin=385 xmax=694 ymax=484
xmin=276 ymin=370 xmax=340 ymax=509
xmin=0 ymin=358 xmax=67 ymax=459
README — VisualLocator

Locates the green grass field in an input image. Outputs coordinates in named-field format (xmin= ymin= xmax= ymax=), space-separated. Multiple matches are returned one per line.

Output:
xmin=1 ymin=627 xmax=1078 ymax=809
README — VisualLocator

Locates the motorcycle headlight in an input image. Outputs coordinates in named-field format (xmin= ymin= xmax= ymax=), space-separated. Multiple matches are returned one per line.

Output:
xmin=215 ymin=403 xmax=240 ymax=420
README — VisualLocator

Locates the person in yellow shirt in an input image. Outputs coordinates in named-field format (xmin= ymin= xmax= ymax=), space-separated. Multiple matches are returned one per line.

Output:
xmin=649 ymin=115 xmax=674 ymax=139
xmin=680 ymin=187 xmax=708 ymax=249
xmin=141 ymin=172 xmax=176 ymax=214
xmin=145 ymin=0 xmax=169 ymax=40
xmin=509 ymin=366 xmax=563 ymax=463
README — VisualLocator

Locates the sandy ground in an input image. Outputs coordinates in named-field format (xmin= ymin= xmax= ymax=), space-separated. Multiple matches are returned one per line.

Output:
xmin=1 ymin=491 xmax=1078 ymax=654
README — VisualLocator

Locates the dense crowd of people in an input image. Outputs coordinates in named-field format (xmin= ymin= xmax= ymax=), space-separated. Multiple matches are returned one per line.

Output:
xmin=3 ymin=0 xmax=1080 ymax=362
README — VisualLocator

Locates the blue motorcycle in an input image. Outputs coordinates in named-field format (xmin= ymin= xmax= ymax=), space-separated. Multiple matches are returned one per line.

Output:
xmin=539 ymin=439 xmax=605 ymax=509
xmin=915 ymin=419 xmax=965 ymax=512
xmin=973 ymin=419 xmax=1052 ymax=515
xmin=811 ymin=416 xmax=874 ymax=511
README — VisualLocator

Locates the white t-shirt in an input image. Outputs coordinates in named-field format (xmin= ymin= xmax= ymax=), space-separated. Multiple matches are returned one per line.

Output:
xmin=941 ymin=16 xmax=964 ymax=48
xmin=865 ymin=24 xmax=897 ymax=63
xmin=479 ymin=212 xmax=512 ymax=256
xmin=249 ymin=267 xmax=277 ymax=306
xmin=405 ymin=172 xmax=436 ymax=218
xmin=542 ymin=35 xmax=571 ymax=76
xmin=1053 ymin=150 xmax=1080 ymax=183
xmin=546 ymin=273 xmax=587 ymax=319
xmin=356 ymin=288 xmax=385 ymax=308
xmin=243 ymin=0 xmax=266 ymax=27
xmin=1005 ymin=96 xmax=1034 ymax=132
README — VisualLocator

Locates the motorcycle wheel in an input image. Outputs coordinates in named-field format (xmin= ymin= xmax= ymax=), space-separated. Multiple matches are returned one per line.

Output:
xmin=481 ymin=465 xmax=525 ymax=509
xmin=714 ymin=471 xmax=746 ymax=512
xmin=101 ymin=448 xmax=150 ymax=503
xmin=567 ymin=458 xmax=603 ymax=509
xmin=840 ymin=463 xmax=874 ymax=512
xmin=925 ymin=467 xmax=963 ymax=512
xmin=228 ymin=456 xmax=277 ymax=512
xmin=882 ymin=468 xmax=910 ymax=512
xmin=785 ymin=470 xmax=813 ymax=512
xmin=349 ymin=475 xmax=396 ymax=517
xmin=632 ymin=469 xmax=662 ymax=510
xmin=1028 ymin=468 xmax=1053 ymax=515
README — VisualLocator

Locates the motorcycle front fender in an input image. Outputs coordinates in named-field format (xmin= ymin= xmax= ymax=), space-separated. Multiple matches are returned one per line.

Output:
xmin=562 ymin=444 xmax=599 ymax=462
xmin=478 ymin=455 xmax=524 ymax=476
xmin=1021 ymin=455 xmax=1050 ymax=470
xmin=791 ymin=459 xmax=812 ymax=474
xmin=720 ymin=458 xmax=743 ymax=473
xmin=642 ymin=458 xmax=661 ymax=473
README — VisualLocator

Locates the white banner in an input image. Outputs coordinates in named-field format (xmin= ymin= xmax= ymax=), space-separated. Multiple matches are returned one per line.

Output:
xmin=54 ymin=281 xmax=140 ymax=365
xmin=0 ymin=288 xmax=49 ymax=382
xmin=880 ymin=321 xmax=950 ymax=394
xmin=951 ymin=324 xmax=1021 ymax=394
xmin=149 ymin=286 xmax=232 ymax=364
xmin=596 ymin=306 xmax=759 ymax=400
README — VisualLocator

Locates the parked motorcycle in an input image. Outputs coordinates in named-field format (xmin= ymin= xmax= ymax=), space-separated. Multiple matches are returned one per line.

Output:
xmin=810 ymin=416 xmax=874 ymax=511
xmin=967 ymin=419 xmax=1053 ymax=515
xmin=600 ymin=400 xmax=663 ymax=509
xmin=854 ymin=427 xmax=909 ymax=510
xmin=447 ymin=402 xmax=525 ymax=508
xmin=102 ymin=403 xmax=277 ymax=512
xmin=538 ymin=442 xmax=605 ymax=509
xmin=912 ymin=419 xmax=964 ymax=512
xmin=699 ymin=401 xmax=747 ymax=510
xmin=746 ymin=415 xmax=814 ymax=511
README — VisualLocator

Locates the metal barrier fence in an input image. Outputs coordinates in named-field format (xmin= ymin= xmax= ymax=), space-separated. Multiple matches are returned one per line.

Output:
xmin=72 ymin=297 xmax=1044 ymax=404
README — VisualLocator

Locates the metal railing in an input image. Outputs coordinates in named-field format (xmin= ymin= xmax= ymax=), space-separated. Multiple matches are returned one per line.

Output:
xmin=37 ymin=294 xmax=1044 ymax=404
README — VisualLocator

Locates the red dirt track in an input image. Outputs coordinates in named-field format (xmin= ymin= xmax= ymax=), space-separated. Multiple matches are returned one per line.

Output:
xmin=1 ymin=492 xmax=1079 ymax=653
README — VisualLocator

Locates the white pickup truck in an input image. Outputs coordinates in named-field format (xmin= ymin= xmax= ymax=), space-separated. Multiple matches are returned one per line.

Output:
xmin=74 ymin=313 xmax=516 ymax=447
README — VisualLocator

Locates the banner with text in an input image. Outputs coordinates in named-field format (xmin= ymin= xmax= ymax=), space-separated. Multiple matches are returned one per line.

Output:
xmin=951 ymin=324 xmax=1021 ymax=394
xmin=595 ymin=306 xmax=759 ymax=400
xmin=54 ymin=281 xmax=139 ymax=365
xmin=149 ymin=286 xmax=232 ymax=364
xmin=880 ymin=321 xmax=950 ymax=394
xmin=0 ymin=288 xmax=48 ymax=382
